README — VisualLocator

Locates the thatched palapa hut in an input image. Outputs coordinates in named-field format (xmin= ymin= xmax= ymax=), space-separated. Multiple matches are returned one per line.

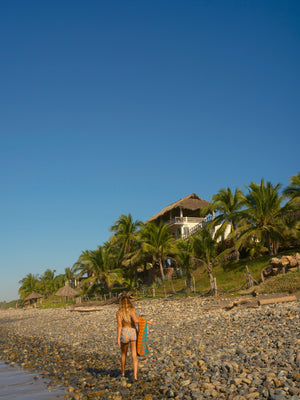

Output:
xmin=55 ymin=284 xmax=79 ymax=302
xmin=23 ymin=291 xmax=43 ymax=306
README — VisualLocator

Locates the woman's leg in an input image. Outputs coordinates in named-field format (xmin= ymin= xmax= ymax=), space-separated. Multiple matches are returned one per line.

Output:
xmin=121 ymin=342 xmax=129 ymax=377
xmin=130 ymin=340 xmax=138 ymax=380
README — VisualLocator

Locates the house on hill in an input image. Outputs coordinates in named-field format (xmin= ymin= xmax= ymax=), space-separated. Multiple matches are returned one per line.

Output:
xmin=147 ymin=193 xmax=215 ymax=239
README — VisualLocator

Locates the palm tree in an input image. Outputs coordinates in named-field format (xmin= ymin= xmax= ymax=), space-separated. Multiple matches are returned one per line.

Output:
xmin=64 ymin=266 xmax=75 ymax=281
xmin=236 ymin=179 xmax=285 ymax=256
xmin=282 ymin=172 xmax=300 ymax=245
xmin=110 ymin=213 xmax=143 ymax=264
xmin=40 ymin=269 xmax=57 ymax=296
xmin=191 ymin=227 xmax=218 ymax=295
xmin=73 ymin=246 xmax=122 ymax=293
xmin=283 ymin=172 xmax=300 ymax=202
xmin=103 ymin=239 xmax=119 ymax=270
xmin=141 ymin=221 xmax=175 ymax=281
xmin=110 ymin=213 xmax=144 ymax=288
xmin=54 ymin=266 xmax=77 ymax=289
xmin=202 ymin=187 xmax=243 ymax=260
xmin=63 ymin=266 xmax=77 ymax=286
xmin=53 ymin=274 xmax=65 ymax=290
xmin=18 ymin=273 xmax=40 ymax=300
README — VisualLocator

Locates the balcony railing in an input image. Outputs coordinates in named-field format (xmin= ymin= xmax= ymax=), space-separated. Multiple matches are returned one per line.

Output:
xmin=168 ymin=216 xmax=211 ymax=225
xmin=171 ymin=219 xmax=212 ymax=239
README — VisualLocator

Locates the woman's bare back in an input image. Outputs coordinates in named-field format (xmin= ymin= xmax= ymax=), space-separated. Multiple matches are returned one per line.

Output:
xmin=116 ymin=309 xmax=138 ymax=328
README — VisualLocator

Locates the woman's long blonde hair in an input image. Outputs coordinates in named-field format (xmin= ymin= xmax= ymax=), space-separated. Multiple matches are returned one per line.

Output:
xmin=119 ymin=296 xmax=135 ymax=323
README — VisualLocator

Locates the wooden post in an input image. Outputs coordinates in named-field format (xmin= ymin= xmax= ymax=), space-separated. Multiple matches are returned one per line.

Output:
xmin=170 ymin=275 xmax=176 ymax=294
xmin=164 ymin=285 xmax=167 ymax=298
xmin=152 ymin=287 xmax=155 ymax=297
xmin=283 ymin=265 xmax=286 ymax=274
xmin=193 ymin=276 xmax=196 ymax=293
xmin=246 ymin=265 xmax=254 ymax=288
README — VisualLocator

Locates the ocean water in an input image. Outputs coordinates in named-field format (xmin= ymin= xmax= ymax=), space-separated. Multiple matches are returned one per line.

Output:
xmin=0 ymin=361 xmax=66 ymax=399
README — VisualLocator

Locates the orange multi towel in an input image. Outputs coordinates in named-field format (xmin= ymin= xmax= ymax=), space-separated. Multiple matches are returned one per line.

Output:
xmin=137 ymin=317 xmax=150 ymax=357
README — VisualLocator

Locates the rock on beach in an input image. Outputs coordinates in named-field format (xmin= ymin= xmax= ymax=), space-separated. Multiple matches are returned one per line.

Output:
xmin=0 ymin=296 xmax=299 ymax=399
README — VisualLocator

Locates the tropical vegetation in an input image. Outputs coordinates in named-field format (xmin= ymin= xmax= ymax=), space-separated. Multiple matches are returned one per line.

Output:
xmin=18 ymin=173 xmax=300 ymax=302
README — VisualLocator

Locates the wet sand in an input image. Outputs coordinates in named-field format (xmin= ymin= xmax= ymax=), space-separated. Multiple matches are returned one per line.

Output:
xmin=0 ymin=361 xmax=66 ymax=399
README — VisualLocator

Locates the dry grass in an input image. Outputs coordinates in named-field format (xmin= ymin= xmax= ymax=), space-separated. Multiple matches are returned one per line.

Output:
xmin=155 ymin=249 xmax=300 ymax=297
xmin=255 ymin=270 xmax=300 ymax=294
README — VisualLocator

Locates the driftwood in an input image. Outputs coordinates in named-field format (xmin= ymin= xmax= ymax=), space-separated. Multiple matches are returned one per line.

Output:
xmin=257 ymin=296 xmax=297 ymax=306
xmin=224 ymin=298 xmax=254 ymax=310
xmin=69 ymin=295 xmax=123 ymax=311
xmin=224 ymin=294 xmax=297 ymax=310
xmin=69 ymin=306 xmax=104 ymax=312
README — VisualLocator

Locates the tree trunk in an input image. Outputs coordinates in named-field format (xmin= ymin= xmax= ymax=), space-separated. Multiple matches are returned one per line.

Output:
xmin=266 ymin=235 xmax=273 ymax=256
xmin=186 ymin=271 xmax=192 ymax=293
xmin=133 ymin=262 xmax=138 ymax=286
xmin=213 ymin=277 xmax=217 ymax=296
xmin=233 ymin=238 xmax=240 ymax=261
xmin=207 ymin=266 xmax=216 ymax=296
xmin=159 ymin=258 xmax=165 ymax=281
xmin=273 ymin=240 xmax=279 ymax=255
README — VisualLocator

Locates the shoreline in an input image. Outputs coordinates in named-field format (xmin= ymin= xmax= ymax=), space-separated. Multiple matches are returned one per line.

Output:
xmin=0 ymin=360 xmax=66 ymax=399
xmin=1 ymin=296 xmax=300 ymax=399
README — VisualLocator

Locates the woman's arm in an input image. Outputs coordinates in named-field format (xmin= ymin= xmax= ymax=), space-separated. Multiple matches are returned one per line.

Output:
xmin=131 ymin=308 xmax=139 ymax=324
xmin=131 ymin=309 xmax=153 ymax=325
xmin=116 ymin=311 xmax=122 ymax=348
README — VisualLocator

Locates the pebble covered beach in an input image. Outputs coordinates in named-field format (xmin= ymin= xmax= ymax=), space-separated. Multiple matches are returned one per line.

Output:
xmin=0 ymin=296 xmax=300 ymax=400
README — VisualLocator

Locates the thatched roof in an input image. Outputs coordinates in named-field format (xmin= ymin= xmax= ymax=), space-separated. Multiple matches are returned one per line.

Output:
xmin=55 ymin=285 xmax=78 ymax=297
xmin=24 ymin=291 xmax=43 ymax=301
xmin=147 ymin=193 xmax=211 ymax=222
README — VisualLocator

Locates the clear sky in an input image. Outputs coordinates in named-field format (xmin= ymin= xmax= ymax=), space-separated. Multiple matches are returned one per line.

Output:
xmin=0 ymin=0 xmax=299 ymax=302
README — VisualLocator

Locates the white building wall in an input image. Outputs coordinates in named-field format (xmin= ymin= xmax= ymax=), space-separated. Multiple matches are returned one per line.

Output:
xmin=179 ymin=221 xmax=231 ymax=241
xmin=211 ymin=223 xmax=232 ymax=242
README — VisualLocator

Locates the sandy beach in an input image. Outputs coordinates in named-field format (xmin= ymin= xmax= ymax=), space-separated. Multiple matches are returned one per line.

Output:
xmin=0 ymin=296 xmax=300 ymax=399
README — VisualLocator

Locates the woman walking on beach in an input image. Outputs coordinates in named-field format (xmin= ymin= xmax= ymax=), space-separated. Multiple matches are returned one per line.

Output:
xmin=116 ymin=296 xmax=152 ymax=380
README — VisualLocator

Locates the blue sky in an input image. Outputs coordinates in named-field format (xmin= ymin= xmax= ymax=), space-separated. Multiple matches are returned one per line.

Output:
xmin=0 ymin=0 xmax=299 ymax=301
